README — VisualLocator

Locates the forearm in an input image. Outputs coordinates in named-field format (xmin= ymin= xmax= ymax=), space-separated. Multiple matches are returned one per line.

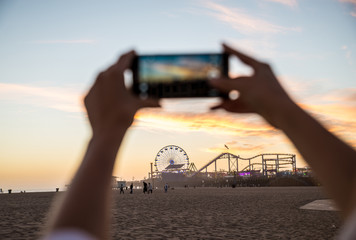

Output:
xmin=51 ymin=129 xmax=127 ymax=239
xmin=276 ymin=100 xmax=356 ymax=217
xmin=46 ymin=49 xmax=158 ymax=239
xmin=212 ymin=44 xmax=356 ymax=219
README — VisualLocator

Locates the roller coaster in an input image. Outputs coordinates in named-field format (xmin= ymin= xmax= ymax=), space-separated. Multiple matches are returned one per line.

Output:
xmin=188 ymin=152 xmax=296 ymax=177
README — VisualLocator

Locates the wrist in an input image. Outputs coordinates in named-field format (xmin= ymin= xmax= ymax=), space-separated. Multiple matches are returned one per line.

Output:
xmin=270 ymin=99 xmax=302 ymax=130
xmin=91 ymin=126 xmax=128 ymax=149
xmin=262 ymin=96 xmax=298 ymax=129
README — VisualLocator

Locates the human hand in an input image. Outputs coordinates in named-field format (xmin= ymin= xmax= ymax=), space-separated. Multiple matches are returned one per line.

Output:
xmin=211 ymin=44 xmax=295 ymax=128
xmin=84 ymin=50 xmax=160 ymax=141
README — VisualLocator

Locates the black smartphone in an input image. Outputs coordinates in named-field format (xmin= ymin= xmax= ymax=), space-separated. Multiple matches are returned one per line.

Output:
xmin=132 ymin=53 xmax=228 ymax=98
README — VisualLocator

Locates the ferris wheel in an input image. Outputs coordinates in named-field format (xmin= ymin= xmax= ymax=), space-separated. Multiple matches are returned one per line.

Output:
xmin=154 ymin=145 xmax=189 ymax=172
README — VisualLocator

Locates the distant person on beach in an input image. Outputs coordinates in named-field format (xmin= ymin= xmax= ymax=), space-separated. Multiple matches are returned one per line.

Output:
xmin=130 ymin=183 xmax=133 ymax=194
xmin=119 ymin=184 xmax=124 ymax=194
xmin=143 ymin=181 xmax=148 ymax=194
xmin=164 ymin=183 xmax=168 ymax=193
xmin=43 ymin=45 xmax=356 ymax=240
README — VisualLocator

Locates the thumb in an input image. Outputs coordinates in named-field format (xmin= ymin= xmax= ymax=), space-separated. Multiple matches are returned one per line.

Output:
xmin=211 ymin=99 xmax=251 ymax=113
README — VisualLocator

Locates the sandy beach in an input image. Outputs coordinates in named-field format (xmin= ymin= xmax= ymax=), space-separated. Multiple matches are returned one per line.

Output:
xmin=0 ymin=187 xmax=341 ymax=239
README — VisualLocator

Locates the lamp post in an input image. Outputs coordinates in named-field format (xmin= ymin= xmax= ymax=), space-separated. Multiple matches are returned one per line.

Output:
xmin=150 ymin=162 xmax=154 ymax=188
xmin=225 ymin=144 xmax=231 ymax=173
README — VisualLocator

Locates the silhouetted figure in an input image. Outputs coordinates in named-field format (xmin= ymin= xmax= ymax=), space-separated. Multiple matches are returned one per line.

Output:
xmin=56 ymin=188 xmax=59 ymax=192
xmin=120 ymin=184 xmax=124 ymax=194
xmin=143 ymin=181 xmax=147 ymax=194
xmin=148 ymin=183 xmax=153 ymax=194
xmin=8 ymin=189 xmax=12 ymax=194
xmin=164 ymin=183 xmax=168 ymax=193
xmin=130 ymin=183 xmax=133 ymax=194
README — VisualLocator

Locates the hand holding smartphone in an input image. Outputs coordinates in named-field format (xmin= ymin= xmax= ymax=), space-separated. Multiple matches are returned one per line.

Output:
xmin=132 ymin=53 xmax=229 ymax=98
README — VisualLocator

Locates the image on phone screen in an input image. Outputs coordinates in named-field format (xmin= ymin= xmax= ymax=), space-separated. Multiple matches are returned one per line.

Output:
xmin=133 ymin=53 xmax=228 ymax=98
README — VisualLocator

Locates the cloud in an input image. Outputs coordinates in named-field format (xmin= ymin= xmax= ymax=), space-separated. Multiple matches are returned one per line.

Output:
xmin=277 ymin=75 xmax=328 ymax=102
xmin=300 ymin=88 xmax=356 ymax=147
xmin=206 ymin=143 xmax=267 ymax=153
xmin=305 ymin=103 xmax=356 ymax=128
xmin=0 ymin=83 xmax=84 ymax=113
xmin=223 ymin=38 xmax=331 ymax=63
xmin=264 ymin=0 xmax=298 ymax=8
xmin=225 ymin=140 xmax=237 ymax=145
xmin=200 ymin=1 xmax=300 ymax=35
xmin=339 ymin=0 xmax=356 ymax=4
xmin=134 ymin=107 xmax=277 ymax=139
xmin=33 ymin=39 xmax=96 ymax=44
xmin=133 ymin=86 xmax=356 ymax=150
xmin=5 ymin=81 xmax=353 ymax=149
xmin=306 ymin=104 xmax=356 ymax=148
xmin=224 ymin=38 xmax=278 ymax=60
xmin=342 ymin=45 xmax=353 ymax=64
xmin=160 ymin=11 xmax=180 ymax=18
xmin=319 ymin=88 xmax=356 ymax=103
xmin=339 ymin=0 xmax=356 ymax=17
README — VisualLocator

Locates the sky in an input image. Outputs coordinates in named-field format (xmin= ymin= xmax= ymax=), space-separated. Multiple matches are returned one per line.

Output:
xmin=0 ymin=0 xmax=355 ymax=191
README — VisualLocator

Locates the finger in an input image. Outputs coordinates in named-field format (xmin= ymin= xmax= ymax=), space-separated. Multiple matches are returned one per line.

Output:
xmin=223 ymin=43 xmax=261 ymax=70
xmin=116 ymin=50 xmax=136 ymax=71
xmin=211 ymin=99 xmax=251 ymax=113
xmin=210 ymin=103 xmax=223 ymax=110
xmin=85 ymin=71 xmax=105 ymax=101
xmin=93 ymin=71 xmax=105 ymax=87
xmin=105 ymin=50 xmax=136 ymax=75
xmin=106 ymin=50 xmax=136 ymax=89
xmin=210 ymin=76 xmax=249 ymax=93
xmin=222 ymin=99 xmax=251 ymax=113
xmin=139 ymin=98 xmax=161 ymax=109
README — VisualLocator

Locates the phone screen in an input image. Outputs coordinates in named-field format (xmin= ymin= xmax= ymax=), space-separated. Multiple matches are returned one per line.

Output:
xmin=139 ymin=54 xmax=223 ymax=82
xmin=132 ymin=53 xmax=228 ymax=98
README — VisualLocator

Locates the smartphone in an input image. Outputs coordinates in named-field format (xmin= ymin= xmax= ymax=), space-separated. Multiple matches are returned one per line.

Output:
xmin=132 ymin=53 xmax=228 ymax=98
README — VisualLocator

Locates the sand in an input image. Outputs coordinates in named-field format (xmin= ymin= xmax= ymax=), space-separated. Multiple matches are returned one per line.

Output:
xmin=0 ymin=187 xmax=342 ymax=239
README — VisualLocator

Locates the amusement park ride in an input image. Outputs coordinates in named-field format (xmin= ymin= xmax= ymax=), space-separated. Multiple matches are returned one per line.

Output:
xmin=150 ymin=145 xmax=297 ymax=182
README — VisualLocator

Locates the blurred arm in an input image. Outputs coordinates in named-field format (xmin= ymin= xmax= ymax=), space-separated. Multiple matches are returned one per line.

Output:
xmin=211 ymin=44 xmax=356 ymax=219
xmin=48 ymin=51 xmax=159 ymax=239
xmin=275 ymin=98 xmax=356 ymax=218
